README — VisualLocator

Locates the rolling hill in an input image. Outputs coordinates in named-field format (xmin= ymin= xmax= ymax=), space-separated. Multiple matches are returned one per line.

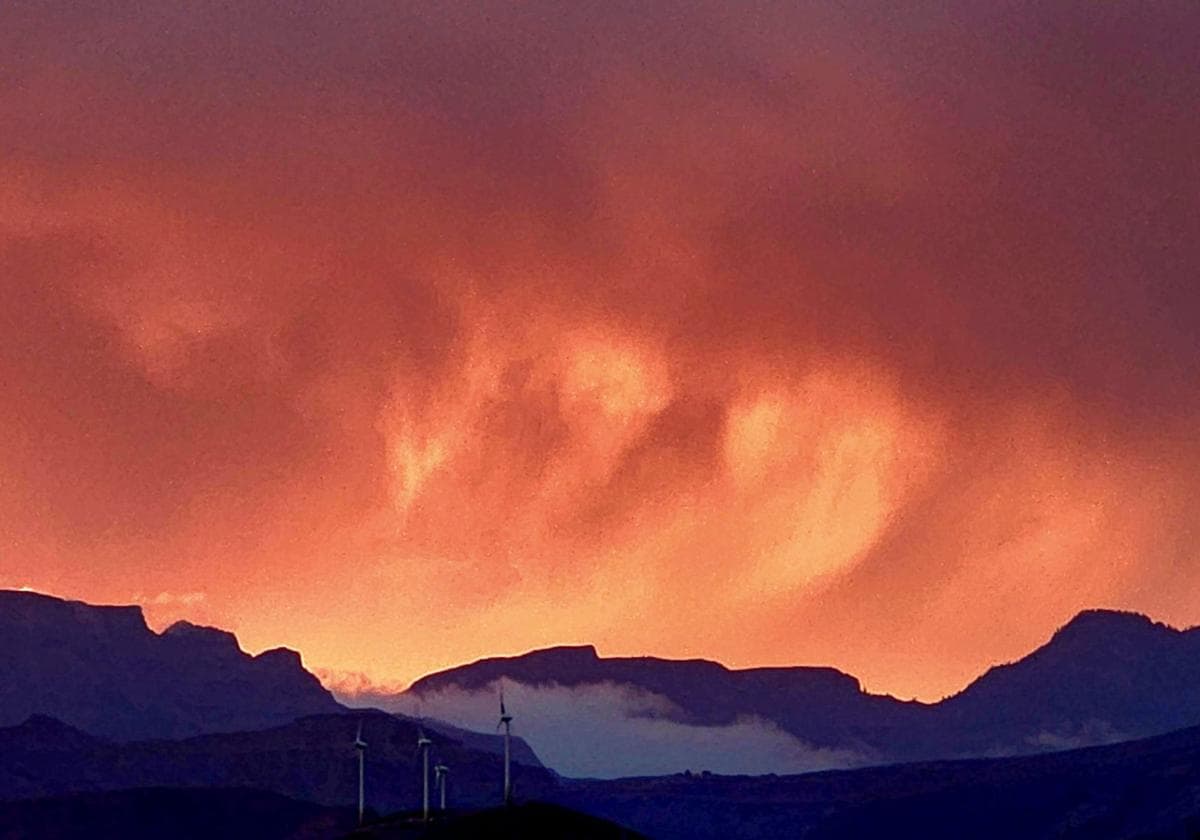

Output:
xmin=0 ymin=711 xmax=554 ymax=814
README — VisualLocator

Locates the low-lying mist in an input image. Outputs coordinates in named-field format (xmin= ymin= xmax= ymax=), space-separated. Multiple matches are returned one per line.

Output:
xmin=339 ymin=680 xmax=869 ymax=778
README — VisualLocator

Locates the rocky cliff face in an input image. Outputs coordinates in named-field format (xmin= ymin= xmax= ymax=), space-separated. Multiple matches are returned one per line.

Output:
xmin=0 ymin=590 xmax=341 ymax=740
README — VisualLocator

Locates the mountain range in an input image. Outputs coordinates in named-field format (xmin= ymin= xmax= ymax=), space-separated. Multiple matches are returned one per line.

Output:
xmin=370 ymin=609 xmax=1200 ymax=773
xmin=7 ymin=589 xmax=1200 ymax=776
xmin=7 ymin=588 xmax=1200 ymax=837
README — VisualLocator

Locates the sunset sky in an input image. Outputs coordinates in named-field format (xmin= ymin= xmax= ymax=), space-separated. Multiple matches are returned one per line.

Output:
xmin=2 ymin=2 xmax=1198 ymax=701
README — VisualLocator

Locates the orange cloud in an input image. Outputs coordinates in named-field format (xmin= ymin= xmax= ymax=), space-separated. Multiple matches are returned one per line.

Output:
xmin=1 ymin=2 xmax=1198 ymax=700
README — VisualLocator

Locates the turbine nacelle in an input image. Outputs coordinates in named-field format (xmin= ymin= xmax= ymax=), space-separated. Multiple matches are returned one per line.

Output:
xmin=498 ymin=687 xmax=514 ymax=728
xmin=416 ymin=726 xmax=433 ymax=751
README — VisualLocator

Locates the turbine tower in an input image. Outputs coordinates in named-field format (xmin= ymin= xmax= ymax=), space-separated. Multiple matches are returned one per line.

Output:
xmin=416 ymin=727 xmax=433 ymax=821
xmin=434 ymin=763 xmax=449 ymax=812
xmin=353 ymin=721 xmax=367 ymax=826
xmin=497 ymin=689 xmax=514 ymax=806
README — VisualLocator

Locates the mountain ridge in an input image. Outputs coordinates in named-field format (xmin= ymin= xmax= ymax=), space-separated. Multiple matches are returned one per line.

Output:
xmin=411 ymin=608 xmax=1190 ymax=699
xmin=389 ymin=607 xmax=1200 ymax=769
xmin=9 ymin=588 xmax=1200 ymax=776
xmin=0 ymin=590 xmax=341 ymax=741
xmin=410 ymin=644 xmax=864 ymax=697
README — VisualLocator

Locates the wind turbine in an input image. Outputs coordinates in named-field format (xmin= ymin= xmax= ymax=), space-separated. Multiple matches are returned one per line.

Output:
xmin=415 ymin=727 xmax=433 ymax=822
xmin=353 ymin=721 xmax=367 ymax=827
xmin=434 ymin=762 xmax=449 ymax=812
xmin=497 ymin=688 xmax=514 ymax=806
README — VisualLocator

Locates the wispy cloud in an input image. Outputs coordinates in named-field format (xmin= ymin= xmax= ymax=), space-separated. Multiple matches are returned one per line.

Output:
xmin=315 ymin=668 xmax=409 ymax=697
xmin=132 ymin=592 xmax=207 ymax=607
xmin=2 ymin=2 xmax=1198 ymax=703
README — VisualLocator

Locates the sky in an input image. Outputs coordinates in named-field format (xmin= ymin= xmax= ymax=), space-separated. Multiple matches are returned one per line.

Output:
xmin=1 ymin=2 xmax=1198 ymax=701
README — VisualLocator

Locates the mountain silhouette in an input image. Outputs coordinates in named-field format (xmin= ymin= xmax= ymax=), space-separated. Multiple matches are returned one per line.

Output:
xmin=8 ymin=589 xmax=1200 ymax=838
xmin=409 ymin=644 xmax=867 ymax=730
xmin=10 ymin=588 xmax=1200 ymax=775
xmin=403 ymin=643 xmax=921 ymax=766
xmin=401 ymin=609 xmax=1200 ymax=765
xmin=0 ymin=590 xmax=341 ymax=740
xmin=936 ymin=609 xmax=1200 ymax=753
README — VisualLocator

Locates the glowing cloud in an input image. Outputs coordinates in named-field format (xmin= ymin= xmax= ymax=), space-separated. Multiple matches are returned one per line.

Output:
xmin=1 ymin=2 xmax=1197 ymax=701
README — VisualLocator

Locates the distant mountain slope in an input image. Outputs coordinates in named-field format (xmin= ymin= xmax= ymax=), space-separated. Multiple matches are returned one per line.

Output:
xmin=0 ymin=590 xmax=341 ymax=740
xmin=0 ymin=711 xmax=554 ymax=814
xmin=417 ymin=718 xmax=543 ymax=769
xmin=557 ymin=721 xmax=1200 ymax=840
xmin=938 ymin=609 xmax=1200 ymax=753
xmin=397 ymin=609 xmax=1200 ymax=769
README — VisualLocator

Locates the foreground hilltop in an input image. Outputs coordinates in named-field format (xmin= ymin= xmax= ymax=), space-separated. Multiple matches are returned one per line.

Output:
xmin=0 ymin=590 xmax=340 ymax=740
xmin=0 ymin=792 xmax=644 ymax=840
xmin=349 ymin=802 xmax=648 ymax=838
xmin=0 ymin=787 xmax=352 ymax=840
